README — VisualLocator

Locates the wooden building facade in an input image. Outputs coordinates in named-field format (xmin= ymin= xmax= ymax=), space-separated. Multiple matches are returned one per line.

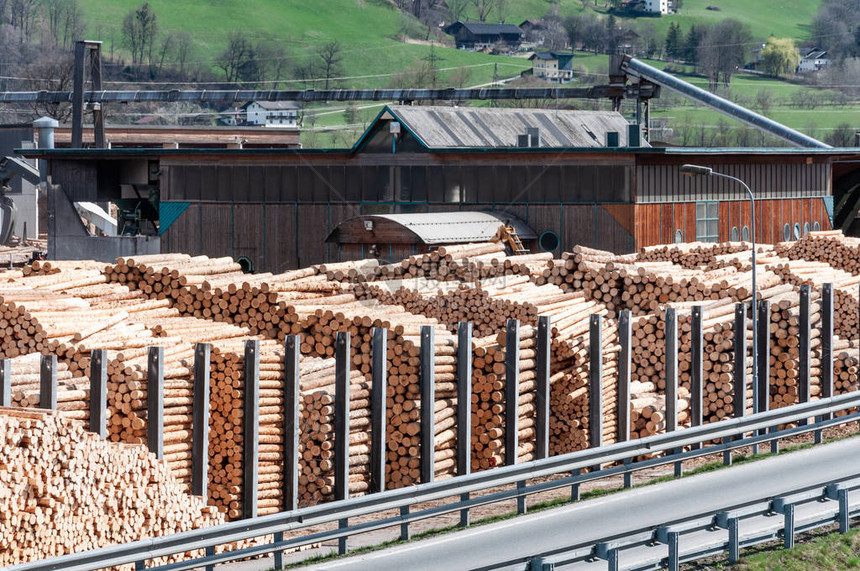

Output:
xmin=21 ymin=105 xmax=860 ymax=272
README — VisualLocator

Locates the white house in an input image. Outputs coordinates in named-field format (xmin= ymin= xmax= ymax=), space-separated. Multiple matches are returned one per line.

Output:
xmin=644 ymin=0 xmax=669 ymax=14
xmin=243 ymin=101 xmax=301 ymax=127
xmin=797 ymin=49 xmax=830 ymax=73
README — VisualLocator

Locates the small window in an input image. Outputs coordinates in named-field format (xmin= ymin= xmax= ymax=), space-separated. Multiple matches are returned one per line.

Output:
xmin=813 ymin=221 xmax=821 ymax=232
xmin=675 ymin=229 xmax=684 ymax=243
xmin=731 ymin=226 xmax=739 ymax=241
xmin=236 ymin=256 xmax=253 ymax=273
xmin=793 ymin=223 xmax=801 ymax=240
xmin=695 ymin=201 xmax=719 ymax=243
xmin=783 ymin=223 xmax=791 ymax=241
xmin=803 ymin=222 xmax=810 ymax=236
xmin=742 ymin=226 xmax=750 ymax=242
xmin=538 ymin=230 xmax=560 ymax=252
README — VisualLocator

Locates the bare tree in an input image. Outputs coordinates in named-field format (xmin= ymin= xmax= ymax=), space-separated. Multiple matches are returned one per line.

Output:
xmin=24 ymin=51 xmax=75 ymax=120
xmin=447 ymin=0 xmax=469 ymax=22
xmin=155 ymin=31 xmax=174 ymax=77
xmin=9 ymin=0 xmax=39 ymax=41
xmin=471 ymin=0 xmax=494 ymax=22
xmin=60 ymin=0 xmax=86 ymax=49
xmin=175 ymin=31 xmax=193 ymax=75
xmin=317 ymin=40 xmax=343 ymax=90
xmin=256 ymin=39 xmax=291 ymax=87
xmin=122 ymin=2 xmax=158 ymax=69
xmin=216 ymin=31 xmax=255 ymax=83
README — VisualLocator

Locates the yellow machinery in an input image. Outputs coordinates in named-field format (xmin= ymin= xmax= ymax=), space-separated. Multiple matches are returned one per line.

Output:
xmin=494 ymin=225 xmax=529 ymax=255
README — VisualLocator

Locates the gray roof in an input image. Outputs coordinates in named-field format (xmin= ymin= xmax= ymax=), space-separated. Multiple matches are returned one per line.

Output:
xmin=244 ymin=101 xmax=300 ymax=110
xmin=344 ymin=211 xmax=537 ymax=245
xmin=387 ymin=105 xmax=645 ymax=149
xmin=447 ymin=22 xmax=524 ymax=36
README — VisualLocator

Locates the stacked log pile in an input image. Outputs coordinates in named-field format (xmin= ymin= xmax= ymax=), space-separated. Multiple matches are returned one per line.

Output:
xmin=637 ymin=242 xmax=750 ymax=269
xmin=775 ymin=231 xmax=860 ymax=275
xmin=768 ymin=260 xmax=860 ymax=340
xmin=367 ymin=243 xmax=551 ymax=283
xmin=0 ymin=407 xmax=225 ymax=567
xmin=6 ymin=354 xmax=86 ymax=421
xmin=350 ymin=276 xmax=590 ymax=337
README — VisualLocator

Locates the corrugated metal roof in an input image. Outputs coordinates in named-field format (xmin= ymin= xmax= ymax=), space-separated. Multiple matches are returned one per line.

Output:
xmin=449 ymin=22 xmax=524 ymax=36
xmin=387 ymin=106 xmax=644 ymax=149
xmin=359 ymin=211 xmax=536 ymax=245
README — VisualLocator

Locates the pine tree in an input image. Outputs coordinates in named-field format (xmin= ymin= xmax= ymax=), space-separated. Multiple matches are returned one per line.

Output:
xmin=665 ymin=22 xmax=680 ymax=61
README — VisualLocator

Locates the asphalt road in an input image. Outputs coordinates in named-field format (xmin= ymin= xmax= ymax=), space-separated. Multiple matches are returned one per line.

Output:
xmin=302 ymin=436 xmax=860 ymax=571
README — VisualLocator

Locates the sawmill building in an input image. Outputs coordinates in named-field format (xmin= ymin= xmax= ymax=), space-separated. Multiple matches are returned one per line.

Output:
xmin=16 ymin=105 xmax=860 ymax=271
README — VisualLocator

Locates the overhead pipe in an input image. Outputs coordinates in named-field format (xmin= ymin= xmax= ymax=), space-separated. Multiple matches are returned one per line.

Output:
xmin=619 ymin=55 xmax=830 ymax=149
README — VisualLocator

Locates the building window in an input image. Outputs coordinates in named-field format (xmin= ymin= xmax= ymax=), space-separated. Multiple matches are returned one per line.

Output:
xmin=675 ymin=229 xmax=683 ymax=243
xmin=793 ymin=223 xmax=801 ymax=240
xmin=731 ymin=226 xmax=739 ymax=241
xmin=813 ymin=221 xmax=821 ymax=231
xmin=695 ymin=201 xmax=719 ymax=243
xmin=803 ymin=222 xmax=810 ymax=236
xmin=742 ymin=225 xmax=750 ymax=242
xmin=783 ymin=223 xmax=791 ymax=241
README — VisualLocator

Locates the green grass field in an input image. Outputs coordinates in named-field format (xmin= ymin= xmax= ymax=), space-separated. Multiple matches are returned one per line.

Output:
xmin=76 ymin=0 xmax=846 ymax=148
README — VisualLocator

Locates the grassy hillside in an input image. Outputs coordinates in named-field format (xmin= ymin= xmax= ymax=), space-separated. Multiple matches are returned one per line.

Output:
xmin=77 ymin=0 xmax=847 ymax=148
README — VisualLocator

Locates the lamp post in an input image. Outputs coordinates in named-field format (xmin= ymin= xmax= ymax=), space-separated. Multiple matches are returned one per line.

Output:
xmin=680 ymin=164 xmax=758 ymax=414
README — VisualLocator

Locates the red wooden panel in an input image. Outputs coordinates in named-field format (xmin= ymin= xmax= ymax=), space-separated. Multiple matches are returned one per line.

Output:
xmin=634 ymin=204 xmax=661 ymax=249
xmin=719 ymin=201 xmax=730 ymax=242
xmin=760 ymin=200 xmax=773 ymax=245
xmin=264 ymin=203 xmax=298 ymax=273
xmin=802 ymin=199 xmax=811 ymax=229
xmin=661 ymin=204 xmax=675 ymax=245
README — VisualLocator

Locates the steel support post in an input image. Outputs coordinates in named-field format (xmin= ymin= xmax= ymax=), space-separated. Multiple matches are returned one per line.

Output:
xmin=420 ymin=326 xmax=435 ymax=484
xmin=192 ymin=343 xmax=210 ymax=498
xmin=371 ymin=328 xmax=387 ymax=494
xmin=284 ymin=336 xmax=300 ymax=510
xmin=242 ymin=340 xmax=260 ymax=520
xmin=457 ymin=322 xmax=472 ymax=526
xmin=89 ymin=349 xmax=108 ymax=439
xmin=146 ymin=347 xmax=163 ymax=459
xmin=505 ymin=319 xmax=520 ymax=468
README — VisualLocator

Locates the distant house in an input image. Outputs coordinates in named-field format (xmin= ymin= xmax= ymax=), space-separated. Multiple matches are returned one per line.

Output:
xmin=443 ymin=21 xmax=524 ymax=51
xmin=519 ymin=19 xmax=547 ymax=46
xmin=529 ymin=52 xmax=574 ymax=82
xmin=243 ymin=101 xmax=301 ymax=127
xmin=645 ymin=0 xmax=669 ymax=13
xmin=797 ymin=49 xmax=830 ymax=73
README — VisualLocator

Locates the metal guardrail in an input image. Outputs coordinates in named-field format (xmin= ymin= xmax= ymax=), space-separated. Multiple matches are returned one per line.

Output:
xmin=528 ymin=476 xmax=860 ymax=571
xmin=9 ymin=391 xmax=860 ymax=571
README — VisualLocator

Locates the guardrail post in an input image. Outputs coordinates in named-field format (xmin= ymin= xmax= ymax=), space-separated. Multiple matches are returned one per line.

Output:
xmin=667 ymin=531 xmax=680 ymax=571
xmin=665 ymin=308 xmax=681 ymax=477
xmin=205 ymin=545 xmax=215 ymax=571
xmin=589 ymin=314 xmax=603 ymax=470
xmin=457 ymin=322 xmax=472 ymax=527
xmin=146 ymin=347 xmax=163 ymax=459
xmin=839 ymin=489 xmax=850 ymax=533
xmin=799 ymin=285 xmax=811 ymax=426
xmin=284 ymin=336 xmax=300 ymax=510
xmin=505 ymin=319 xmax=520 ymax=471
xmin=571 ymin=468 xmax=581 ymax=502
xmin=371 ymin=328 xmax=387 ymax=494
xmin=273 ymin=531 xmax=284 ymax=570
xmin=243 ymin=340 xmax=260 ymax=520
xmin=335 ymin=332 xmax=350 ymax=554
xmin=0 ymin=359 xmax=9 ymax=407
xmin=192 ymin=343 xmax=210 ymax=498
xmin=817 ymin=283 xmax=834 ymax=444
xmin=607 ymin=548 xmax=619 ymax=571
xmin=619 ymin=311 xmax=633 ymax=488
xmin=536 ymin=316 xmax=551 ymax=460
xmin=89 ymin=349 xmax=107 ymax=439
xmin=420 ymin=325 xmax=435 ymax=484
xmin=756 ymin=300 xmax=771 ymax=455
xmin=691 ymin=306 xmax=703 ymax=442
xmin=400 ymin=505 xmax=411 ymax=541
xmin=728 ymin=517 xmax=740 ymax=564
xmin=40 ymin=354 xmax=57 ymax=411
xmin=783 ymin=503 xmax=795 ymax=549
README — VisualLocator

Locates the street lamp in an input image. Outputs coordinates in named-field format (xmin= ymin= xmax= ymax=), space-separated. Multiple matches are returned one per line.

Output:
xmin=680 ymin=164 xmax=759 ymax=415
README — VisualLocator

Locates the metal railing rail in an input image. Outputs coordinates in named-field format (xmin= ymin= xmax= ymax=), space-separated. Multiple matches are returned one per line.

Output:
xmin=527 ymin=478 xmax=860 ymax=571
xmin=9 ymin=391 xmax=860 ymax=571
